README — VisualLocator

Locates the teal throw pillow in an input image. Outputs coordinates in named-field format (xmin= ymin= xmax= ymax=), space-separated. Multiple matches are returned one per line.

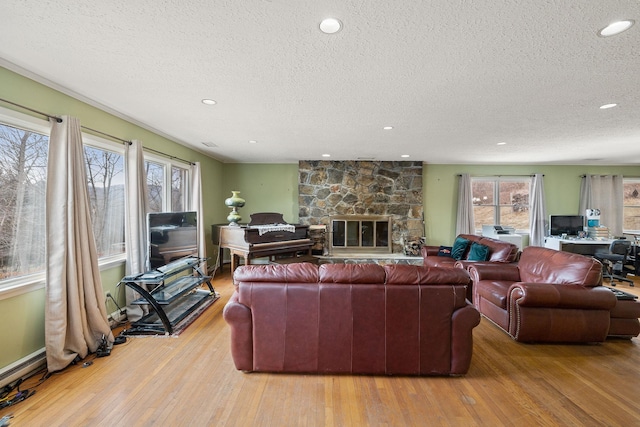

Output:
xmin=450 ymin=237 xmax=470 ymax=260
xmin=468 ymin=242 xmax=490 ymax=261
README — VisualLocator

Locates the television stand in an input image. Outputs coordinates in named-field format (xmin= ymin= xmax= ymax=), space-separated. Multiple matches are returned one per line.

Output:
xmin=120 ymin=256 xmax=218 ymax=335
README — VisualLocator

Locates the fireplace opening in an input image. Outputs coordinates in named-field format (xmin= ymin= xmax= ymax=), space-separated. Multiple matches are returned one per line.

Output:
xmin=329 ymin=215 xmax=391 ymax=254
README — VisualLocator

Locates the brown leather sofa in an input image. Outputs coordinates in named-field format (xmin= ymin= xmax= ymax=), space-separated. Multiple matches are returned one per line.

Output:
xmin=223 ymin=263 xmax=481 ymax=376
xmin=467 ymin=246 xmax=617 ymax=343
xmin=421 ymin=234 xmax=519 ymax=269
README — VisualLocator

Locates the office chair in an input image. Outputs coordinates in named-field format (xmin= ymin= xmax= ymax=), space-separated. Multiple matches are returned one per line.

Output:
xmin=594 ymin=239 xmax=634 ymax=286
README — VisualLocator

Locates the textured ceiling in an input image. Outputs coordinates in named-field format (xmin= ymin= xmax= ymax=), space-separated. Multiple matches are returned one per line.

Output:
xmin=1 ymin=0 xmax=639 ymax=164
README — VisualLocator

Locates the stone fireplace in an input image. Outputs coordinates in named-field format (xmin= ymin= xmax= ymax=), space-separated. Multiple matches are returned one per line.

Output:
xmin=298 ymin=160 xmax=424 ymax=257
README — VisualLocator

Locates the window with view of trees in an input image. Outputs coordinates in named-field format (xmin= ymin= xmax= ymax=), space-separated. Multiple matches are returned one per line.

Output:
xmin=1 ymin=112 xmax=191 ymax=288
xmin=623 ymin=178 xmax=640 ymax=233
xmin=84 ymin=145 xmax=125 ymax=257
xmin=145 ymin=161 xmax=189 ymax=213
xmin=0 ymin=123 xmax=48 ymax=281
xmin=472 ymin=177 xmax=531 ymax=232
xmin=146 ymin=160 xmax=164 ymax=213
xmin=171 ymin=166 xmax=188 ymax=212
xmin=0 ymin=122 xmax=128 ymax=283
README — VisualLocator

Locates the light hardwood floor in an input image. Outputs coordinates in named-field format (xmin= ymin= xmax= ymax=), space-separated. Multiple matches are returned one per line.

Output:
xmin=2 ymin=271 xmax=640 ymax=427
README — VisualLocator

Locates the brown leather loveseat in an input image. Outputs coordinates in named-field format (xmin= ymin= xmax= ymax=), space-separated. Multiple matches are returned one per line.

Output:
xmin=223 ymin=263 xmax=481 ymax=376
xmin=421 ymin=234 xmax=519 ymax=269
xmin=468 ymin=246 xmax=617 ymax=343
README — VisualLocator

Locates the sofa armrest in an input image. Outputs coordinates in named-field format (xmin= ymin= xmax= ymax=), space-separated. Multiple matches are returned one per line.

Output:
xmin=509 ymin=283 xmax=617 ymax=310
xmin=450 ymin=304 xmax=481 ymax=375
xmin=421 ymin=245 xmax=441 ymax=258
xmin=222 ymin=292 xmax=253 ymax=371
xmin=467 ymin=262 xmax=521 ymax=282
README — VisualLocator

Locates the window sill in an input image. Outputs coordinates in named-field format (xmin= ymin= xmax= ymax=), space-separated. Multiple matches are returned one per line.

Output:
xmin=0 ymin=256 xmax=126 ymax=301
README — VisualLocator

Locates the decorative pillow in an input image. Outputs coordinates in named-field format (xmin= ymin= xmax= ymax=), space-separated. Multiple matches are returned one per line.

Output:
xmin=468 ymin=242 xmax=490 ymax=261
xmin=450 ymin=237 xmax=470 ymax=260
xmin=437 ymin=246 xmax=453 ymax=257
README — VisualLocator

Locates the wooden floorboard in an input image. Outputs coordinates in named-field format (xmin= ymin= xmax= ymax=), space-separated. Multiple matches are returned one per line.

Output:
xmin=2 ymin=271 xmax=639 ymax=426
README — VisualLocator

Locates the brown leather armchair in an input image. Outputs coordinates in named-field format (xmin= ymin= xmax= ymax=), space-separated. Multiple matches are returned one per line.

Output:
xmin=467 ymin=246 xmax=617 ymax=343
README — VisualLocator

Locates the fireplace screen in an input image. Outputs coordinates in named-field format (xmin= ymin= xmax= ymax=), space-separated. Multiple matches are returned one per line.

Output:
xmin=330 ymin=215 xmax=391 ymax=254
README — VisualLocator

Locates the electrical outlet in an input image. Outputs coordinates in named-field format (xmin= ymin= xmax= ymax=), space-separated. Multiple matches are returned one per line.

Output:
xmin=105 ymin=291 xmax=112 ymax=299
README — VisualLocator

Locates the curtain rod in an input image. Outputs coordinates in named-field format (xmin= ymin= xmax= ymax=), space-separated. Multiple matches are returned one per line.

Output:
xmin=0 ymin=97 xmax=62 ymax=123
xmin=144 ymin=147 xmax=195 ymax=166
xmin=458 ymin=174 xmax=543 ymax=177
xmin=0 ymin=97 xmax=194 ymax=166
xmin=581 ymin=174 xmax=639 ymax=178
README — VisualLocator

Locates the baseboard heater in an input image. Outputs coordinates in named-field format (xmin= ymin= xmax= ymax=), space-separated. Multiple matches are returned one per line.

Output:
xmin=0 ymin=348 xmax=46 ymax=388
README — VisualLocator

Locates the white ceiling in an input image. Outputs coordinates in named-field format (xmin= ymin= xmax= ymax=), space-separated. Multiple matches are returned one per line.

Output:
xmin=1 ymin=0 xmax=639 ymax=165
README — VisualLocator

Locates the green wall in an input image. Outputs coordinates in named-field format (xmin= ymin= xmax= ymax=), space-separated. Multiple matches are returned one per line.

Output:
xmin=220 ymin=163 xmax=300 ymax=224
xmin=0 ymin=66 xmax=226 ymax=369
xmin=423 ymin=164 xmax=640 ymax=246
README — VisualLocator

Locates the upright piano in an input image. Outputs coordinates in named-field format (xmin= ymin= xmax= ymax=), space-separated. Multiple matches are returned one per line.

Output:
xmin=212 ymin=212 xmax=312 ymax=272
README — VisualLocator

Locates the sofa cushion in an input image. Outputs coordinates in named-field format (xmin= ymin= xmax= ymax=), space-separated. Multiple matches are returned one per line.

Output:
xmin=319 ymin=263 xmax=386 ymax=284
xmin=476 ymin=280 xmax=513 ymax=309
xmin=468 ymin=242 xmax=490 ymax=261
xmin=451 ymin=237 xmax=471 ymax=260
xmin=233 ymin=263 xmax=319 ymax=283
xmin=384 ymin=264 xmax=471 ymax=286
xmin=518 ymin=246 xmax=603 ymax=286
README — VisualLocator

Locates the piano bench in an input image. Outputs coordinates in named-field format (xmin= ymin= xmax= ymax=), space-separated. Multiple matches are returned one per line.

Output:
xmin=270 ymin=255 xmax=319 ymax=265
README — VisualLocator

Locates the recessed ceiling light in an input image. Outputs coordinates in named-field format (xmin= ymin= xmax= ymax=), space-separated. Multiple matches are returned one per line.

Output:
xmin=322 ymin=154 xmax=331 ymax=157
xmin=383 ymin=126 xmax=394 ymax=130
xmin=401 ymin=154 xmax=410 ymax=158
xmin=201 ymin=99 xmax=217 ymax=105
xmin=599 ymin=103 xmax=618 ymax=109
xmin=319 ymin=18 xmax=342 ymax=34
xmin=248 ymin=140 xmax=257 ymax=144
xmin=598 ymin=20 xmax=634 ymax=37
xmin=497 ymin=142 xmax=507 ymax=146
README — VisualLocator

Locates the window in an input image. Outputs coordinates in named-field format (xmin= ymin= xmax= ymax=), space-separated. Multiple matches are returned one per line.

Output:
xmin=0 ymin=121 xmax=48 ymax=281
xmin=623 ymin=178 xmax=640 ymax=233
xmin=471 ymin=177 xmax=531 ymax=233
xmin=84 ymin=144 xmax=125 ymax=257
xmin=145 ymin=157 xmax=190 ymax=213
xmin=171 ymin=166 xmax=188 ymax=212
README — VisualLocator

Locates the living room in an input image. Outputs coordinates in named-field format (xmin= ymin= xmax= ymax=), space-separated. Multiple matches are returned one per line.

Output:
xmin=2 ymin=1 xmax=640 ymax=425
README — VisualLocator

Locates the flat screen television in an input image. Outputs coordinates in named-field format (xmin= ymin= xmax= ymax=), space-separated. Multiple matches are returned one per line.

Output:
xmin=147 ymin=211 xmax=198 ymax=268
xmin=549 ymin=215 xmax=584 ymax=237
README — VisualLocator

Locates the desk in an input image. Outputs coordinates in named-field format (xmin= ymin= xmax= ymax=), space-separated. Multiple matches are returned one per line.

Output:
xmin=544 ymin=237 xmax=613 ymax=255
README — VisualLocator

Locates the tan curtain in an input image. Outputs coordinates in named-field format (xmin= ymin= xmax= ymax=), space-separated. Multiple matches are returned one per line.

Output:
xmin=124 ymin=139 xmax=149 ymax=321
xmin=579 ymin=174 xmax=624 ymax=237
xmin=529 ymin=173 xmax=547 ymax=246
xmin=45 ymin=116 xmax=113 ymax=373
xmin=456 ymin=173 xmax=475 ymax=235
xmin=190 ymin=161 xmax=207 ymax=272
